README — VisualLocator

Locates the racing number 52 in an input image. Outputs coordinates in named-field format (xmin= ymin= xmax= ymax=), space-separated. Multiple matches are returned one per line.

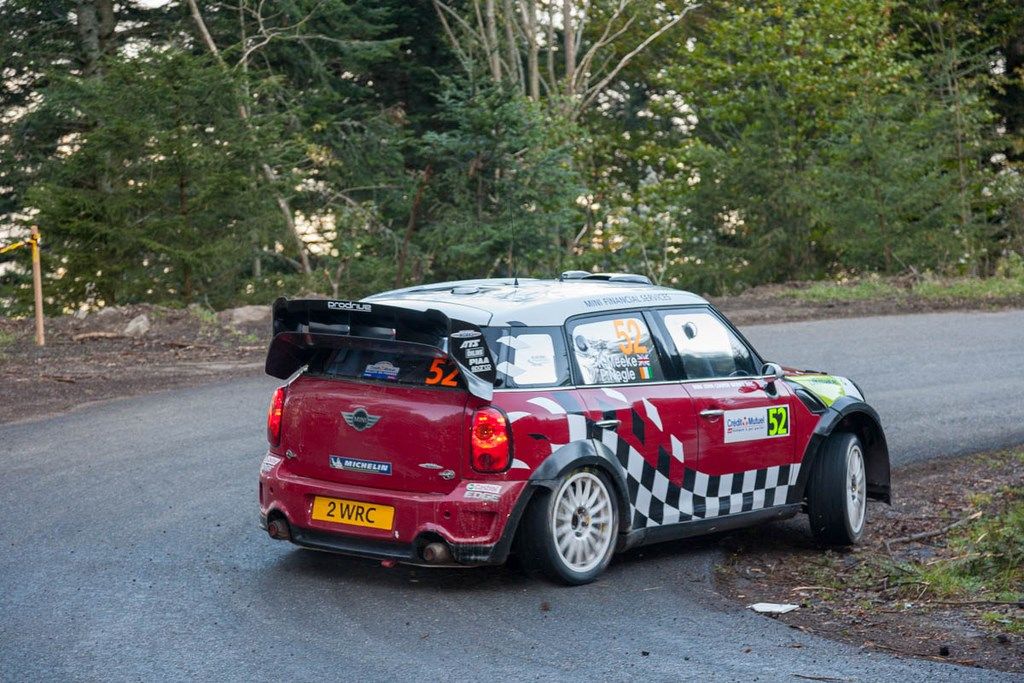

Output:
xmin=425 ymin=358 xmax=459 ymax=387
xmin=613 ymin=319 xmax=648 ymax=356
xmin=767 ymin=406 xmax=789 ymax=437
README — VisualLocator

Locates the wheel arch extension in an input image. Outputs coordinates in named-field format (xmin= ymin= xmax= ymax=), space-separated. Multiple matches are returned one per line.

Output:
xmin=794 ymin=398 xmax=891 ymax=504
xmin=527 ymin=439 xmax=634 ymax=533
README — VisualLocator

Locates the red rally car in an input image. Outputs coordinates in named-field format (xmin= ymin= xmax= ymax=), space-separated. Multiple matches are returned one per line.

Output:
xmin=259 ymin=273 xmax=890 ymax=584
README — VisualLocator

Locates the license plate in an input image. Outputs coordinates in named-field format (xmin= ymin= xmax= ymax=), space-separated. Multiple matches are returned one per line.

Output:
xmin=310 ymin=496 xmax=395 ymax=530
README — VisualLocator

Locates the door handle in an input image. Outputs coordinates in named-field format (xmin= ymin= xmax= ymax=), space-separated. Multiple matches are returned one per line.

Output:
xmin=595 ymin=419 xmax=621 ymax=429
xmin=700 ymin=409 xmax=725 ymax=419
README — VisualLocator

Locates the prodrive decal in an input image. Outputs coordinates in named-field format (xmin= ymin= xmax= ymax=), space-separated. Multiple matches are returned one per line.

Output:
xmin=723 ymin=406 xmax=790 ymax=443
xmin=326 ymin=300 xmax=371 ymax=312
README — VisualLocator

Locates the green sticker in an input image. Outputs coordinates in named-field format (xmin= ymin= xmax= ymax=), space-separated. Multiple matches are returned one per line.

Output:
xmin=786 ymin=374 xmax=860 ymax=407
xmin=767 ymin=406 xmax=789 ymax=436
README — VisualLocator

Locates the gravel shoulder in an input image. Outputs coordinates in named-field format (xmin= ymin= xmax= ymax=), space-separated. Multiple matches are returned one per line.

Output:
xmin=0 ymin=304 xmax=265 ymax=424
xmin=4 ymin=290 xmax=1023 ymax=426
xmin=716 ymin=450 xmax=1024 ymax=674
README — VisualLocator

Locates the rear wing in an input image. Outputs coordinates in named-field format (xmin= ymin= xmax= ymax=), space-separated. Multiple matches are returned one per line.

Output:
xmin=265 ymin=297 xmax=497 ymax=400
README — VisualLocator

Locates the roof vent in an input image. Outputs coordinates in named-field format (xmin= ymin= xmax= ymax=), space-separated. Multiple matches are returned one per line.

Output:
xmin=559 ymin=270 xmax=591 ymax=280
xmin=602 ymin=273 xmax=652 ymax=284
xmin=579 ymin=272 xmax=653 ymax=285
xmin=451 ymin=285 xmax=481 ymax=295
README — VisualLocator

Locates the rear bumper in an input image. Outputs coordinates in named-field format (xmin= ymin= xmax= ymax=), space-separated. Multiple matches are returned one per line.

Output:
xmin=259 ymin=457 xmax=532 ymax=566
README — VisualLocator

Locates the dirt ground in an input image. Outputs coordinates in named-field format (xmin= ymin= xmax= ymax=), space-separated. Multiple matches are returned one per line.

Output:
xmin=716 ymin=452 xmax=1024 ymax=673
xmin=0 ymin=304 xmax=266 ymax=424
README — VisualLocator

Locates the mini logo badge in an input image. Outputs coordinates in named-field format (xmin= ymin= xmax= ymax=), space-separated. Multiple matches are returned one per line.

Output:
xmin=342 ymin=407 xmax=381 ymax=431
xmin=329 ymin=456 xmax=392 ymax=475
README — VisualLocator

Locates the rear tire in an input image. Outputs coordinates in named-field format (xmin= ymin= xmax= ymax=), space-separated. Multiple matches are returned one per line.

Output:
xmin=517 ymin=468 xmax=619 ymax=585
xmin=807 ymin=432 xmax=867 ymax=545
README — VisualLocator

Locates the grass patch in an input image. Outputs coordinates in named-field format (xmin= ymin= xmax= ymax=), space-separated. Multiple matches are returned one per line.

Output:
xmin=982 ymin=611 xmax=1024 ymax=634
xmin=191 ymin=307 xmax=218 ymax=327
xmin=899 ymin=486 xmax=1024 ymax=602
xmin=782 ymin=275 xmax=1024 ymax=304
xmin=914 ymin=277 xmax=1024 ymax=300
xmin=787 ymin=279 xmax=904 ymax=303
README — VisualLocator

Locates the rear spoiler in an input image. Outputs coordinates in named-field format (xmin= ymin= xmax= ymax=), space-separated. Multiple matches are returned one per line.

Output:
xmin=265 ymin=297 xmax=497 ymax=400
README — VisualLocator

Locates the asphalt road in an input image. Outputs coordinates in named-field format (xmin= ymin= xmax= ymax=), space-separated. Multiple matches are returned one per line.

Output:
xmin=2 ymin=310 xmax=1022 ymax=681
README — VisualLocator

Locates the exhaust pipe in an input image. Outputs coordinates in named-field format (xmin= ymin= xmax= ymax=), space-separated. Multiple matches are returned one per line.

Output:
xmin=267 ymin=517 xmax=291 ymax=541
xmin=421 ymin=542 xmax=453 ymax=564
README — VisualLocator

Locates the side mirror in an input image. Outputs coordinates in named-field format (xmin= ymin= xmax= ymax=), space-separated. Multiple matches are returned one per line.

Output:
xmin=761 ymin=362 xmax=784 ymax=384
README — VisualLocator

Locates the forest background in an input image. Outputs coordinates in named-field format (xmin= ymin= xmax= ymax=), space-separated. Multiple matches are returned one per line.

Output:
xmin=2 ymin=0 xmax=1023 ymax=313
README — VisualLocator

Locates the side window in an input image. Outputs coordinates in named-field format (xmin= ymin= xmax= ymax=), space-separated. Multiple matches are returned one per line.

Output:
xmin=657 ymin=309 xmax=757 ymax=379
xmin=568 ymin=314 xmax=666 ymax=385
xmin=490 ymin=327 xmax=570 ymax=388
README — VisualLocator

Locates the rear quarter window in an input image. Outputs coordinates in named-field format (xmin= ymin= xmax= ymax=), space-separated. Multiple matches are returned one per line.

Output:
xmin=567 ymin=314 xmax=665 ymax=385
xmin=488 ymin=327 xmax=570 ymax=389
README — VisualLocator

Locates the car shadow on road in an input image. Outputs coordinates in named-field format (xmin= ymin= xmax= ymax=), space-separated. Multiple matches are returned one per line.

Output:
xmin=262 ymin=518 xmax=813 ymax=593
xmin=267 ymin=543 xmax=538 ymax=592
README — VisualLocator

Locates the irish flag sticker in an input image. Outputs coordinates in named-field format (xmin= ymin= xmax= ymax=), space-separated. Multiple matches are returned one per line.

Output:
xmin=639 ymin=366 xmax=652 ymax=380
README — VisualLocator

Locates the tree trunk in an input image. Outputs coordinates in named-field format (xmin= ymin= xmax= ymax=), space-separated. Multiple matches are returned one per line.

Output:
xmin=524 ymin=0 xmax=540 ymax=99
xmin=503 ymin=0 xmax=521 ymax=92
xmin=395 ymin=166 xmax=433 ymax=287
xmin=74 ymin=1 xmax=101 ymax=76
xmin=546 ymin=4 xmax=557 ymax=89
xmin=562 ymin=0 xmax=575 ymax=94
xmin=485 ymin=0 xmax=502 ymax=81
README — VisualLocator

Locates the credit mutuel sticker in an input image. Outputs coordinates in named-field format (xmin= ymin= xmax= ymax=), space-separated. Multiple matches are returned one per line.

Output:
xmin=723 ymin=406 xmax=790 ymax=443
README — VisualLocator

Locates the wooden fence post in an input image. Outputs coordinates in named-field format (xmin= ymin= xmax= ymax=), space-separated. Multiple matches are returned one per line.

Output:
xmin=30 ymin=225 xmax=45 ymax=346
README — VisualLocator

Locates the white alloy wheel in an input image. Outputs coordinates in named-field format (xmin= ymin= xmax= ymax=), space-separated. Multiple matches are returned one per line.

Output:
xmin=846 ymin=441 xmax=867 ymax=535
xmin=551 ymin=471 xmax=615 ymax=573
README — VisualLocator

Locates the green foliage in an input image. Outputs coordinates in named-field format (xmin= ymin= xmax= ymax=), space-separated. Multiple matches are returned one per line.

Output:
xmin=579 ymin=0 xmax=1022 ymax=292
xmin=2 ymin=0 xmax=1024 ymax=311
xmin=26 ymin=50 xmax=278 ymax=310
xmin=421 ymin=81 xmax=583 ymax=281
xmin=813 ymin=93 xmax=966 ymax=273
xmin=904 ymin=487 xmax=1024 ymax=601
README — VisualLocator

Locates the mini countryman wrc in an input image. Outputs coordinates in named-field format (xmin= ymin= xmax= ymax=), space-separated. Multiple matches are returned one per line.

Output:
xmin=259 ymin=273 xmax=890 ymax=584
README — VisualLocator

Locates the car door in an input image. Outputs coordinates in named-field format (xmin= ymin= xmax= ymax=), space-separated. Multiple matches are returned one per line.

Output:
xmin=567 ymin=311 xmax=700 ymax=529
xmin=651 ymin=307 xmax=798 ymax=513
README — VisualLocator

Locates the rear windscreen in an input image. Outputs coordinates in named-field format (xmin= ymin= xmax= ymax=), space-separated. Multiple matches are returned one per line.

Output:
xmin=321 ymin=348 xmax=464 ymax=389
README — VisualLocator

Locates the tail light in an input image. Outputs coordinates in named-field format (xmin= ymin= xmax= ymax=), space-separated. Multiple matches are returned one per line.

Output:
xmin=470 ymin=407 xmax=511 ymax=472
xmin=267 ymin=386 xmax=286 ymax=446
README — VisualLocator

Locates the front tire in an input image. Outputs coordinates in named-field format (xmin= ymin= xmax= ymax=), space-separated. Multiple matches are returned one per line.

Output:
xmin=807 ymin=432 xmax=867 ymax=545
xmin=517 ymin=468 xmax=619 ymax=585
